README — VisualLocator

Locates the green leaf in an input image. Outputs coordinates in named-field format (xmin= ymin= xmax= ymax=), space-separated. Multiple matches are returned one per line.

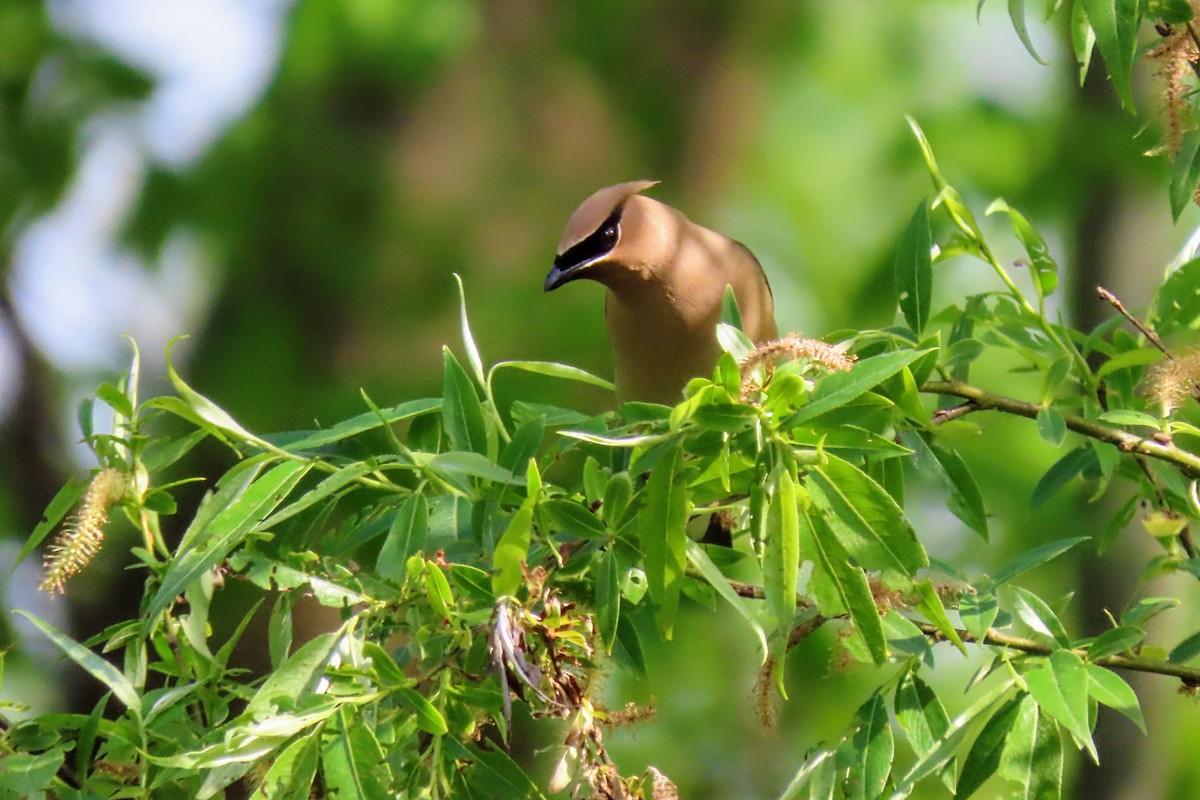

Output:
xmin=280 ymin=398 xmax=441 ymax=451
xmin=686 ymin=541 xmax=768 ymax=660
xmin=147 ymin=460 xmax=312 ymax=624
xmin=1030 ymin=445 xmax=1095 ymax=508
xmin=845 ymin=693 xmax=894 ymax=800
xmin=890 ymin=678 xmax=1019 ymax=797
xmin=377 ymin=494 xmax=429 ymax=581
xmin=992 ymin=537 xmax=1088 ymax=586
xmin=429 ymin=451 xmax=523 ymax=485
xmin=14 ymin=476 xmax=88 ymax=571
xmin=1169 ymin=627 xmax=1200 ymax=663
xmin=1149 ymin=257 xmax=1200 ymax=336
xmin=1071 ymin=0 xmax=1096 ymax=84
xmin=930 ymin=443 xmax=989 ymax=539
xmin=1085 ymin=665 xmax=1145 ymax=731
xmin=1088 ymin=625 xmax=1145 ymax=660
xmin=895 ymin=198 xmax=933 ymax=334
xmin=248 ymin=732 xmax=320 ymax=800
xmin=1005 ymin=0 xmax=1050 ymax=64
xmin=396 ymin=687 xmax=449 ymax=735
xmin=595 ymin=548 xmax=621 ymax=653
xmin=245 ymin=631 xmax=342 ymax=718
xmin=960 ymin=590 xmax=999 ymax=642
xmin=1121 ymin=596 xmax=1179 ymax=627
xmin=721 ymin=284 xmax=744 ymax=330
xmin=987 ymin=198 xmax=1058 ymax=296
xmin=543 ymin=499 xmax=608 ymax=540
xmin=1026 ymin=650 xmax=1097 ymax=762
xmin=778 ymin=748 xmax=838 ymax=800
xmin=639 ymin=442 xmax=688 ymax=638
xmin=1171 ymin=129 xmax=1200 ymax=221
xmin=492 ymin=461 xmax=539 ymax=597
xmin=1097 ymin=409 xmax=1161 ymax=428
xmin=1035 ymin=406 xmax=1067 ymax=446
xmin=1010 ymin=585 xmax=1072 ymax=647
xmin=763 ymin=464 xmax=802 ymax=640
xmin=453 ymin=738 xmax=549 ymax=799
xmin=955 ymin=696 xmax=1024 ymax=799
xmin=914 ymin=579 xmax=967 ymax=654
xmin=808 ymin=454 xmax=927 ymax=577
xmin=442 ymin=347 xmax=488 ymax=456
xmin=16 ymin=612 xmax=142 ymax=716
xmin=488 ymin=360 xmax=614 ymax=392
xmin=895 ymin=671 xmax=950 ymax=759
xmin=260 ymin=462 xmax=379 ymax=528
xmin=797 ymin=505 xmax=888 ymax=664
xmin=95 ymin=381 xmax=134 ymax=419
xmin=999 ymin=695 xmax=1064 ymax=800
xmin=321 ymin=706 xmax=392 ymax=800
xmin=786 ymin=349 xmax=930 ymax=426
xmin=453 ymin=273 xmax=487 ymax=386
xmin=1096 ymin=346 xmax=1165 ymax=379
xmin=1082 ymin=0 xmax=1141 ymax=112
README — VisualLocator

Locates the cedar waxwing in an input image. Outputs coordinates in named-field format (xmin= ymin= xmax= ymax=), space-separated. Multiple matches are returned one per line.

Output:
xmin=544 ymin=181 xmax=778 ymax=405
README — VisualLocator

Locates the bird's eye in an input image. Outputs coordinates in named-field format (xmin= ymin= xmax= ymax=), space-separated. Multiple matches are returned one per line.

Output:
xmin=599 ymin=222 xmax=619 ymax=247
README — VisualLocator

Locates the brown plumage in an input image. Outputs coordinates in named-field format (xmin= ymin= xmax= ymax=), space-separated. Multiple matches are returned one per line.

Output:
xmin=545 ymin=181 xmax=777 ymax=404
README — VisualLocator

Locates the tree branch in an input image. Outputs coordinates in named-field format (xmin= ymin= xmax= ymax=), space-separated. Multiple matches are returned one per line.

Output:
xmin=703 ymin=571 xmax=1200 ymax=685
xmin=922 ymin=379 xmax=1200 ymax=478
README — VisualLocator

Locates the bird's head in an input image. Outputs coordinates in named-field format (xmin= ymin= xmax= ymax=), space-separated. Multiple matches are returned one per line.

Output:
xmin=544 ymin=180 xmax=661 ymax=292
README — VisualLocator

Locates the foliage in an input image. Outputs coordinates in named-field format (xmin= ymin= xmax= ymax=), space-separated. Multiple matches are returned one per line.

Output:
xmin=5 ymin=112 xmax=1200 ymax=797
xmin=10 ymin=4 xmax=1200 ymax=800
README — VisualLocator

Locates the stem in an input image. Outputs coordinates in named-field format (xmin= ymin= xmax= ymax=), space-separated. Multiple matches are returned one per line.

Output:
xmin=923 ymin=379 xmax=1200 ymax=478
xmin=710 ymin=573 xmax=1200 ymax=684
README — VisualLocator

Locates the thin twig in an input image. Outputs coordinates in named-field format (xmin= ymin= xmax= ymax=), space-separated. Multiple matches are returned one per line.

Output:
xmin=922 ymin=379 xmax=1200 ymax=478
xmin=1097 ymin=286 xmax=1171 ymax=357
xmin=931 ymin=401 xmax=981 ymax=425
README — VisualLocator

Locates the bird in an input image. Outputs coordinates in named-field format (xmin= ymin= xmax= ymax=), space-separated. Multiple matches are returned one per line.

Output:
xmin=544 ymin=180 xmax=778 ymax=405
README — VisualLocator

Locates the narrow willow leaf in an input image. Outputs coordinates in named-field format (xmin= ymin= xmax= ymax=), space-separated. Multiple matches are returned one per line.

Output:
xmin=488 ymin=360 xmax=614 ymax=392
xmin=322 ymin=706 xmax=392 ymax=799
xmin=1169 ymin=627 xmax=1200 ymax=663
xmin=798 ymin=506 xmax=888 ymax=664
xmin=260 ymin=462 xmax=378 ymax=528
xmin=377 ymin=494 xmax=429 ymax=580
xmin=248 ymin=732 xmax=320 ymax=800
xmin=543 ymin=499 xmax=608 ymax=540
xmin=686 ymin=541 xmax=768 ymax=660
xmin=453 ymin=273 xmax=486 ymax=385
xmin=778 ymin=748 xmax=837 ymax=800
xmin=764 ymin=464 xmax=801 ymax=636
xmin=787 ymin=349 xmax=930 ymax=426
xmin=454 ymin=738 xmax=549 ymax=799
xmin=638 ymin=441 xmax=688 ymax=638
xmin=960 ymin=590 xmax=999 ymax=642
xmin=492 ymin=472 xmax=537 ymax=597
xmin=914 ymin=579 xmax=966 ymax=654
xmin=1081 ymin=0 xmax=1141 ymax=111
xmin=396 ymin=687 xmax=449 ymax=735
xmin=277 ymin=398 xmax=441 ymax=451
xmin=1085 ymin=665 xmax=1145 ymax=732
xmin=595 ymin=548 xmax=621 ymax=653
xmin=602 ymin=472 xmax=634 ymax=529
xmin=1030 ymin=445 xmax=1096 ymax=508
xmin=845 ymin=693 xmax=894 ymax=800
xmin=808 ymin=454 xmax=927 ymax=577
xmin=245 ymin=631 xmax=341 ymax=718
xmin=1088 ymin=625 xmax=1145 ymax=660
xmin=894 ymin=671 xmax=950 ymax=758
xmin=955 ymin=696 xmax=1024 ymax=799
xmin=429 ymin=451 xmax=522 ymax=486
xmin=442 ymin=347 xmax=488 ymax=456
xmin=889 ymin=678 xmax=1018 ymax=798
xmin=148 ymin=461 xmax=311 ymax=624
xmin=1149 ymin=257 xmax=1200 ymax=336
xmin=1035 ymin=406 xmax=1066 ymax=446
xmin=999 ymin=695 xmax=1063 ymax=800
xmin=1010 ymin=585 xmax=1072 ymax=647
xmin=1171 ymin=130 xmax=1200 ymax=221
xmin=14 ymin=476 xmax=89 ymax=570
xmin=1006 ymin=0 xmax=1050 ymax=64
xmin=16 ymin=612 xmax=142 ymax=716
xmin=992 ymin=537 xmax=1088 ymax=586
xmin=1025 ymin=650 xmax=1096 ymax=762
xmin=987 ymin=198 xmax=1058 ymax=297
xmin=895 ymin=198 xmax=933 ymax=334
xmin=721 ymin=284 xmax=744 ymax=330
xmin=1071 ymin=0 xmax=1096 ymax=84
xmin=930 ymin=443 xmax=989 ymax=539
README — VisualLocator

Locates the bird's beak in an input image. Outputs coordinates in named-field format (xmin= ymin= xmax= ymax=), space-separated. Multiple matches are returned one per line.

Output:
xmin=544 ymin=258 xmax=586 ymax=292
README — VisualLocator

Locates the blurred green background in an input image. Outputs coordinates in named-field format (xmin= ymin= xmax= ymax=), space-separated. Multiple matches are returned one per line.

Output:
xmin=2 ymin=0 xmax=1199 ymax=797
